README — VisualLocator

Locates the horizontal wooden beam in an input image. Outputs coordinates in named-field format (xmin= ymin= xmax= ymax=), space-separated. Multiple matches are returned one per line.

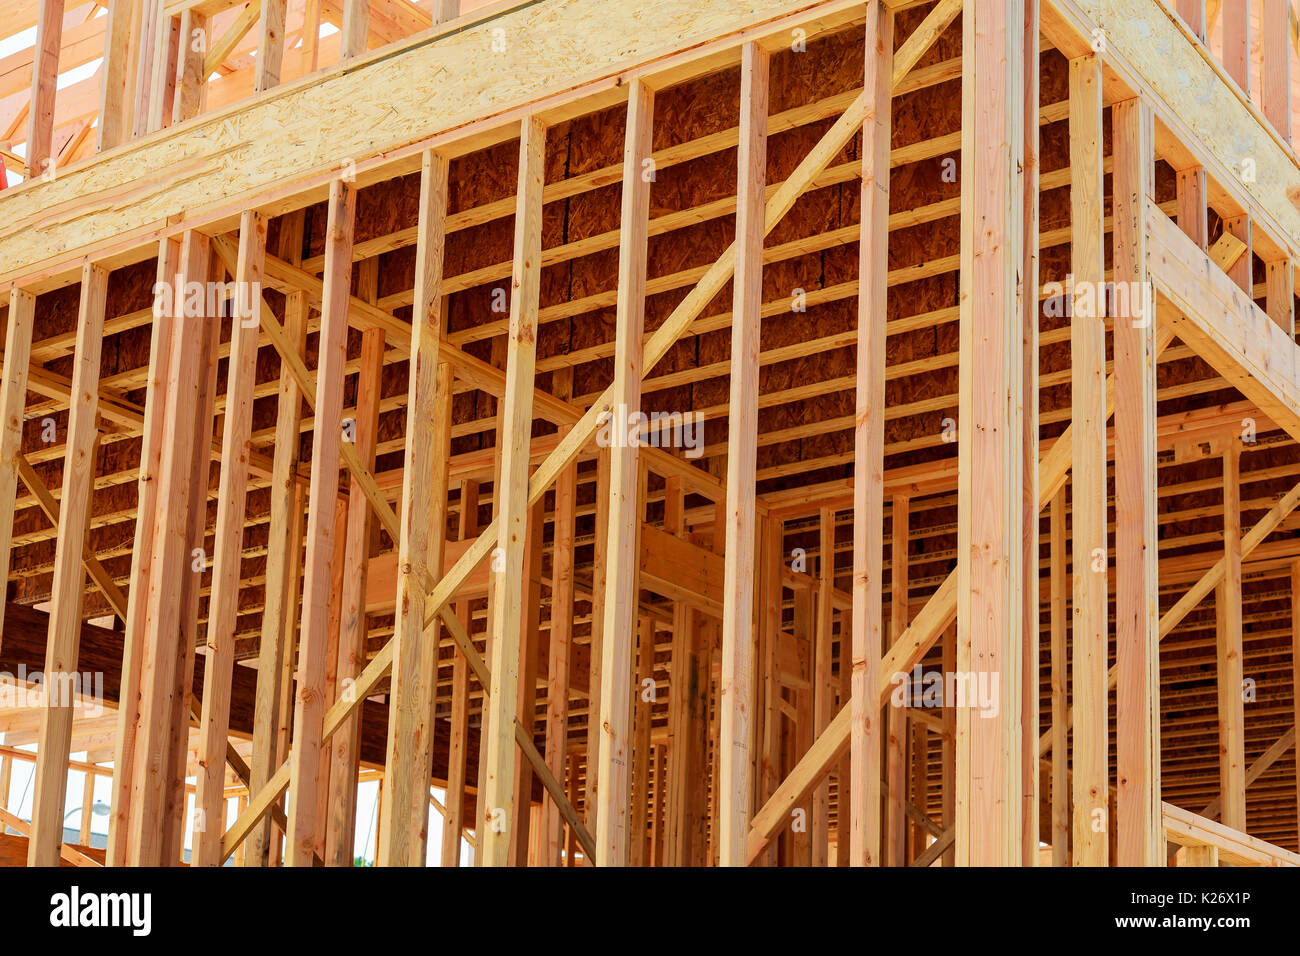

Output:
xmin=1148 ymin=201 xmax=1300 ymax=444
xmin=1163 ymin=802 xmax=1300 ymax=866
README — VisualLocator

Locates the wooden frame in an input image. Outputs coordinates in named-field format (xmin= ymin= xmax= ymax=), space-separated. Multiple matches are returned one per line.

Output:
xmin=717 ymin=40 xmax=768 ymax=868
xmin=1067 ymin=49 xmax=1108 ymax=869
xmin=955 ymin=0 xmax=1025 ymax=867
xmin=284 ymin=179 xmax=355 ymax=866
xmin=593 ymin=79 xmax=654 ymax=867
xmin=849 ymin=1 xmax=889 ymax=868
xmin=5 ymin=0 xmax=1300 ymax=873
xmin=479 ymin=115 xmax=546 ymax=867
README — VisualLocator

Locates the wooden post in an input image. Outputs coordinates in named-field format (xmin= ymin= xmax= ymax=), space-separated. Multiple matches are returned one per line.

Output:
xmin=246 ymin=212 xmax=308 ymax=865
xmin=285 ymin=180 xmax=355 ymax=866
xmin=511 ymin=501 xmax=544 ymax=866
xmin=887 ymin=496 xmax=909 ymax=865
xmin=1020 ymin=0 xmax=1041 ymax=867
xmin=1112 ymin=97 xmax=1161 ymax=867
xmin=126 ymin=233 xmax=209 ymax=868
xmin=790 ymin=586 xmax=813 ymax=866
xmin=376 ymin=148 xmax=450 ymax=868
xmin=77 ymin=773 xmax=94 ymax=846
xmin=480 ymin=116 xmax=546 ymax=867
xmin=341 ymin=0 xmax=369 ymax=60
xmin=759 ymin=516 xmax=783 ymax=866
xmin=270 ymin=481 xmax=307 ymax=865
xmin=298 ymin=0 xmax=322 ymax=71
xmin=718 ymin=41 xmax=768 ymax=867
xmin=1265 ymin=259 xmax=1295 ymax=338
xmin=910 ymin=723 xmax=927 ymax=862
xmin=835 ymin=617 xmax=851 ymax=867
xmin=26 ymin=0 xmax=65 ymax=178
xmin=165 ymin=257 xmax=222 ymax=866
xmin=583 ymin=446 xmax=610 ymax=859
xmin=255 ymin=0 xmax=289 ymax=92
xmin=955 ymin=0 xmax=1025 ymax=867
xmin=630 ymin=617 xmax=654 ymax=866
xmin=649 ymin=743 xmax=666 ymax=866
xmin=172 ymin=8 xmax=208 ymax=123
xmin=1292 ymin=561 xmax=1300 ymax=845
xmin=315 ymin=494 xmax=348 ymax=860
xmin=1223 ymin=215 xmax=1252 ymax=299
xmin=1049 ymin=487 xmax=1068 ymax=866
xmin=594 ymin=80 xmax=654 ymax=867
xmin=443 ymin=480 xmax=479 ymax=866
xmin=1178 ymin=844 xmax=1219 ymax=867
xmin=848 ymin=2 xmax=890 ymax=869
xmin=706 ymin=498 xmax=724 ymax=865
xmin=192 ymin=210 xmax=266 ymax=866
xmin=144 ymin=10 xmax=179 ymax=133
xmin=0 ymin=289 xmax=35 ymax=647
xmin=812 ymin=507 xmax=836 ymax=865
xmin=1176 ymin=0 xmax=1205 ymax=41
xmin=130 ymin=0 xmax=164 ymax=138
xmin=664 ymin=479 xmax=705 ymax=865
xmin=1263 ymin=0 xmax=1293 ymax=143
xmin=543 ymin=447 xmax=577 ymax=865
xmin=941 ymin=623 xmax=955 ymax=866
xmin=1222 ymin=0 xmax=1251 ymax=97
xmin=328 ymin=305 xmax=387 ymax=863
xmin=1216 ymin=444 xmax=1246 ymax=832
xmin=26 ymin=262 xmax=107 ymax=866
xmin=1175 ymin=166 xmax=1207 ymax=250
xmin=98 ymin=0 xmax=142 ymax=150
xmin=107 ymin=237 xmax=178 ymax=866
xmin=1068 ymin=51 xmax=1108 ymax=868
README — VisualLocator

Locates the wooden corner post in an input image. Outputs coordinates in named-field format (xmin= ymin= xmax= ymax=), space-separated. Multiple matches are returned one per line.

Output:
xmin=1067 ymin=50 xmax=1109 ymax=868
xmin=1112 ymin=96 xmax=1162 ymax=866
xmin=956 ymin=0 xmax=1026 ymax=867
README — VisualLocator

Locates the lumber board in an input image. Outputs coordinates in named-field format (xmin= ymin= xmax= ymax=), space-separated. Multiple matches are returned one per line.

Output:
xmin=1068 ymin=50 xmax=1108 ymax=869
xmin=717 ymin=40 xmax=767 ymax=868
xmin=0 ymin=288 xmax=35 ymax=648
xmin=106 ymin=237 xmax=181 ymax=867
xmin=378 ymin=149 xmax=449 ymax=867
xmin=479 ymin=116 xmax=546 ymax=867
xmin=193 ymin=210 xmax=267 ymax=867
xmin=285 ymin=180 xmax=355 ymax=865
xmin=27 ymin=261 xmax=106 ymax=866
xmin=1111 ymin=97 xmax=1161 ymax=866
xmin=594 ymin=79 xmax=654 ymax=867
